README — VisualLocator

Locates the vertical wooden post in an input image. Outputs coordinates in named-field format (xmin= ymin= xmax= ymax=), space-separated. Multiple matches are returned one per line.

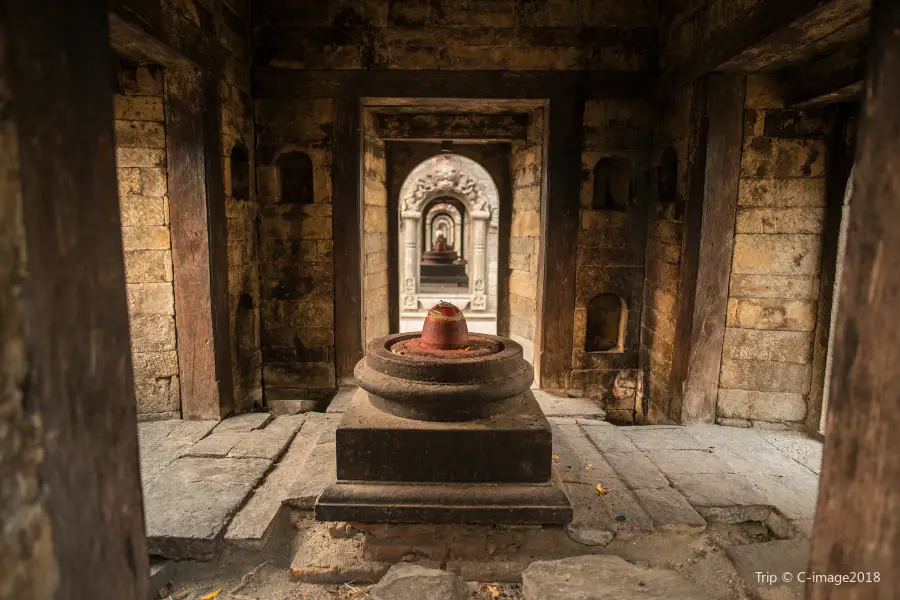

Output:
xmin=808 ymin=2 xmax=900 ymax=597
xmin=538 ymin=95 xmax=584 ymax=389
xmin=3 ymin=0 xmax=148 ymax=596
xmin=332 ymin=96 xmax=363 ymax=383
xmin=166 ymin=66 xmax=234 ymax=420
xmin=672 ymin=74 xmax=746 ymax=424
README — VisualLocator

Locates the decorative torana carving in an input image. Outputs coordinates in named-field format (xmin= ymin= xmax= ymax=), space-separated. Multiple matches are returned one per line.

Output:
xmin=401 ymin=157 xmax=498 ymax=226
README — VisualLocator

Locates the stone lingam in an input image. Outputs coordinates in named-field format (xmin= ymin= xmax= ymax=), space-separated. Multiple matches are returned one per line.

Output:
xmin=420 ymin=234 xmax=468 ymax=287
xmin=315 ymin=302 xmax=573 ymax=524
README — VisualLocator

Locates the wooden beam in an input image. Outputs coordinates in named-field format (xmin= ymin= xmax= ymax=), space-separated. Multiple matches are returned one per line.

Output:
xmin=537 ymin=96 xmax=584 ymax=389
xmin=332 ymin=96 xmax=364 ymax=384
xmin=3 ymin=0 xmax=148 ymax=596
xmin=375 ymin=113 xmax=528 ymax=141
xmin=166 ymin=66 xmax=234 ymax=420
xmin=808 ymin=2 xmax=900 ymax=594
xmin=783 ymin=43 xmax=868 ymax=107
xmin=671 ymin=74 xmax=746 ymax=424
xmin=253 ymin=69 xmax=653 ymax=101
xmin=660 ymin=0 xmax=833 ymax=91
xmin=805 ymin=104 xmax=857 ymax=438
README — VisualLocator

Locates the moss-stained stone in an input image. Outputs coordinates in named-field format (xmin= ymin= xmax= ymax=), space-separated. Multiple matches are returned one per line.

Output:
xmin=726 ymin=298 xmax=817 ymax=331
xmin=722 ymin=328 xmax=814 ymax=364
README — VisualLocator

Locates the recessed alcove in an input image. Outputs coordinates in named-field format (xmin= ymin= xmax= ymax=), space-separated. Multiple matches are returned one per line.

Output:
xmin=231 ymin=142 xmax=250 ymax=200
xmin=592 ymin=157 xmax=633 ymax=211
xmin=585 ymin=293 xmax=626 ymax=352
xmin=277 ymin=150 xmax=314 ymax=204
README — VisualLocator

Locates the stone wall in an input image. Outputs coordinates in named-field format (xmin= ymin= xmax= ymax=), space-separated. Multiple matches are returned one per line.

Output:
xmin=114 ymin=62 xmax=180 ymax=419
xmin=220 ymin=0 xmax=263 ymax=413
xmin=571 ymin=99 xmax=652 ymax=421
xmin=639 ymin=85 xmax=693 ymax=424
xmin=254 ymin=0 xmax=657 ymax=72
xmin=363 ymin=109 xmax=390 ymax=342
xmin=716 ymin=75 xmax=827 ymax=428
xmin=0 ymin=52 xmax=57 ymax=598
xmin=508 ymin=108 xmax=544 ymax=365
xmin=256 ymin=98 xmax=336 ymax=401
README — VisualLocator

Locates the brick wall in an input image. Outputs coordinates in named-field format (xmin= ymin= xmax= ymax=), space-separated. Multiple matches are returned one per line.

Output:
xmin=571 ymin=99 xmax=652 ymax=421
xmin=716 ymin=75 xmax=827 ymax=428
xmin=256 ymin=98 xmax=336 ymax=401
xmin=220 ymin=0 xmax=263 ymax=413
xmin=639 ymin=85 xmax=693 ymax=423
xmin=114 ymin=63 xmax=180 ymax=419
xmin=508 ymin=108 xmax=544 ymax=366
xmin=254 ymin=0 xmax=656 ymax=71
xmin=0 ymin=59 xmax=57 ymax=597
xmin=363 ymin=110 xmax=390 ymax=343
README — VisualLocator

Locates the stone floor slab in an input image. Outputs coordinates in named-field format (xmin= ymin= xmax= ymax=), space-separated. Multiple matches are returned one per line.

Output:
xmin=534 ymin=390 xmax=607 ymax=418
xmin=225 ymin=414 xmax=331 ymax=549
xmin=268 ymin=399 xmax=318 ymax=415
xmin=213 ymin=412 xmax=272 ymax=433
xmin=667 ymin=471 xmax=768 ymax=511
xmin=285 ymin=441 xmax=337 ymax=509
xmin=326 ymin=386 xmax=359 ymax=413
xmin=622 ymin=427 xmax=713 ymax=451
xmin=181 ymin=432 xmax=248 ymax=458
xmin=144 ymin=456 xmax=271 ymax=560
xmin=726 ymin=539 xmax=810 ymax=600
xmin=633 ymin=487 xmax=707 ymax=533
xmin=644 ymin=449 xmax=736 ymax=477
xmin=756 ymin=430 xmax=823 ymax=474
xmin=228 ymin=414 xmax=306 ymax=460
xmin=139 ymin=420 xmax=218 ymax=485
xmin=580 ymin=423 xmax=640 ymax=453
xmin=603 ymin=451 xmax=671 ymax=490
xmin=522 ymin=555 xmax=714 ymax=599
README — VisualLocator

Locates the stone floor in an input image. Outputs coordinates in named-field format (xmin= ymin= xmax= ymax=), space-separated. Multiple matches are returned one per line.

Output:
xmin=141 ymin=388 xmax=823 ymax=600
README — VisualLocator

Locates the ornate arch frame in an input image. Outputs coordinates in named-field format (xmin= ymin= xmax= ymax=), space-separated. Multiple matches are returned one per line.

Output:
xmin=398 ymin=154 xmax=500 ymax=312
xmin=424 ymin=202 xmax=463 ymax=255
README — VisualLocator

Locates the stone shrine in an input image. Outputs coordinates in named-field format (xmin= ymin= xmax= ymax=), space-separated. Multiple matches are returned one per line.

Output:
xmin=420 ymin=233 xmax=469 ymax=287
xmin=315 ymin=302 xmax=572 ymax=524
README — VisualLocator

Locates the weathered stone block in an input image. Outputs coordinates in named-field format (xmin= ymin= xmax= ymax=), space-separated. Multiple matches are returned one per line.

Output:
xmin=141 ymin=168 xmax=168 ymax=196
xmin=510 ymin=293 xmax=537 ymax=321
xmin=723 ymin=328 xmax=813 ymax=364
xmin=732 ymin=234 xmax=822 ymax=275
xmin=119 ymin=195 xmax=165 ymax=227
xmin=740 ymin=137 xmax=826 ymax=178
xmin=719 ymin=359 xmax=811 ymax=394
xmin=130 ymin=315 xmax=177 ymax=352
xmin=115 ymin=120 xmax=166 ymax=148
xmin=365 ymin=250 xmax=388 ymax=275
xmin=264 ymin=362 xmax=336 ymax=388
xmin=300 ymin=216 xmax=332 ymax=239
xmin=114 ymin=95 xmax=164 ymax=121
xmin=513 ymin=184 xmax=540 ymax=211
xmin=134 ymin=377 xmax=178 ymax=414
xmin=726 ymin=298 xmax=816 ymax=331
xmin=127 ymin=283 xmax=175 ymax=316
xmin=117 ymin=167 xmax=142 ymax=196
xmin=132 ymin=351 xmax=179 ymax=380
xmin=511 ymin=210 xmax=540 ymax=238
xmin=646 ymin=259 xmax=679 ymax=294
xmin=744 ymin=75 xmax=784 ymax=109
xmin=510 ymin=236 xmax=537 ymax=256
xmin=717 ymin=389 xmax=807 ymax=422
xmin=729 ymin=274 xmax=819 ymax=300
xmin=738 ymin=177 xmax=825 ymax=207
xmin=120 ymin=65 xmax=165 ymax=96
xmin=365 ymin=270 xmax=389 ymax=294
xmin=364 ymin=286 xmax=388 ymax=318
xmin=116 ymin=147 xmax=166 ymax=168
xmin=124 ymin=250 xmax=170 ymax=283
xmin=736 ymin=207 xmax=824 ymax=234
xmin=122 ymin=226 xmax=171 ymax=251
xmin=509 ymin=270 xmax=538 ymax=299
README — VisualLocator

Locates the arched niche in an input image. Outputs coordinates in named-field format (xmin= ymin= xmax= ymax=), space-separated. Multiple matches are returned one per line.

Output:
xmin=585 ymin=293 xmax=626 ymax=352
xmin=398 ymin=154 xmax=499 ymax=313
xmin=277 ymin=150 xmax=314 ymax=204
xmin=423 ymin=200 xmax=464 ymax=257
xmin=658 ymin=146 xmax=679 ymax=205
xmin=230 ymin=142 xmax=250 ymax=201
xmin=592 ymin=157 xmax=633 ymax=211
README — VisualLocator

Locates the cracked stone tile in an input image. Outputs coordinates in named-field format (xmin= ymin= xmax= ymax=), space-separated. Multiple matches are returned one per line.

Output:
xmin=622 ymin=427 xmax=712 ymax=451
xmin=213 ymin=412 xmax=272 ymax=433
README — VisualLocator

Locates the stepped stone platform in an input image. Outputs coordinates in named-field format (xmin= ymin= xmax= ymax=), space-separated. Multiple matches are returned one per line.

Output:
xmin=139 ymin=387 xmax=822 ymax=598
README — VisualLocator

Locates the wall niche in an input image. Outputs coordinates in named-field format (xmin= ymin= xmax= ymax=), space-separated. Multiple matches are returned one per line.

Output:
xmin=277 ymin=150 xmax=314 ymax=204
xmin=585 ymin=293 xmax=625 ymax=352
xmin=231 ymin=142 xmax=250 ymax=200
xmin=592 ymin=157 xmax=633 ymax=211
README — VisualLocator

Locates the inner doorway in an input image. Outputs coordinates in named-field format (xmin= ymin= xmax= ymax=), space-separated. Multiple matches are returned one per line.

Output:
xmin=397 ymin=153 xmax=501 ymax=334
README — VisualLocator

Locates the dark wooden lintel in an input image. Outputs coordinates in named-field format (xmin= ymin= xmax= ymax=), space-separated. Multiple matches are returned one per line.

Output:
xmin=253 ymin=69 xmax=654 ymax=101
xmin=375 ymin=113 xmax=528 ymax=141
xmin=783 ymin=43 xmax=868 ymax=107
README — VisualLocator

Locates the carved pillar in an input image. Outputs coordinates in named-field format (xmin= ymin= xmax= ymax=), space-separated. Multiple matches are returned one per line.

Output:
xmin=402 ymin=210 xmax=421 ymax=311
xmin=471 ymin=212 xmax=490 ymax=310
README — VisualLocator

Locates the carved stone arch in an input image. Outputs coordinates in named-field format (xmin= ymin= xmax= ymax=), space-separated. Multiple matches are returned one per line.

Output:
xmin=424 ymin=202 xmax=463 ymax=255
xmin=399 ymin=154 xmax=499 ymax=228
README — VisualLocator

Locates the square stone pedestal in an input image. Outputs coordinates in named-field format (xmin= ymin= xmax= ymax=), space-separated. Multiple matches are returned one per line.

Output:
xmin=315 ymin=390 xmax=572 ymax=524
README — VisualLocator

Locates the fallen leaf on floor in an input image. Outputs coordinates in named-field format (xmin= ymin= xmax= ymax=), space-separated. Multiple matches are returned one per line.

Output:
xmin=615 ymin=513 xmax=626 ymax=521
xmin=585 ymin=463 xmax=593 ymax=470
xmin=486 ymin=584 xmax=501 ymax=598
xmin=199 ymin=589 xmax=222 ymax=600
xmin=551 ymin=453 xmax=559 ymax=460
xmin=595 ymin=484 xmax=608 ymax=496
